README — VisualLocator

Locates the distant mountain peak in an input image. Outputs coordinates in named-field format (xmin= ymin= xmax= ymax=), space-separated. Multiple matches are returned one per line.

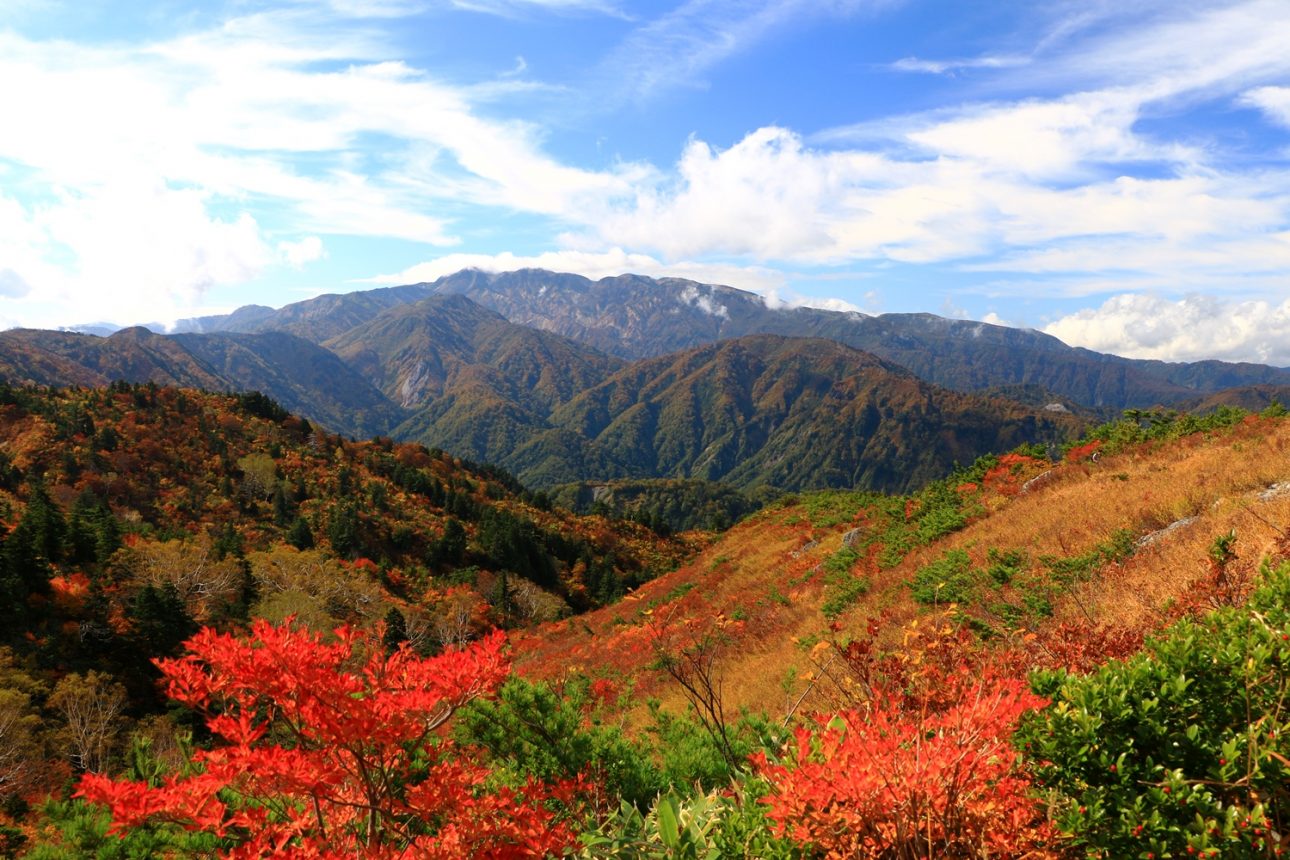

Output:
xmin=59 ymin=267 xmax=1290 ymax=417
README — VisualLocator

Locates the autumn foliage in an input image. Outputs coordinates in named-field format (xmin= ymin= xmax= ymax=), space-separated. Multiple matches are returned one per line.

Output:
xmin=77 ymin=620 xmax=580 ymax=858
xmin=755 ymin=617 xmax=1058 ymax=858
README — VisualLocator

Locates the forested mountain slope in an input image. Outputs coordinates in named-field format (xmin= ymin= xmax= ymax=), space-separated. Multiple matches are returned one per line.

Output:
xmin=0 ymin=327 xmax=404 ymax=439
xmin=545 ymin=334 xmax=1080 ymax=492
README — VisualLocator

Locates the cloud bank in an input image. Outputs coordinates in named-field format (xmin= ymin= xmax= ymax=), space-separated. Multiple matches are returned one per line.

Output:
xmin=1045 ymin=294 xmax=1290 ymax=366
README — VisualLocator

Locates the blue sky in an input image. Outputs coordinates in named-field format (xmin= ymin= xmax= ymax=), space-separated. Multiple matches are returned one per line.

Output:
xmin=3 ymin=0 xmax=1290 ymax=363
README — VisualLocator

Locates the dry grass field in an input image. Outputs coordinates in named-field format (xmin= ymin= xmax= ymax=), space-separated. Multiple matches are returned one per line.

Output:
xmin=513 ymin=414 xmax=1290 ymax=727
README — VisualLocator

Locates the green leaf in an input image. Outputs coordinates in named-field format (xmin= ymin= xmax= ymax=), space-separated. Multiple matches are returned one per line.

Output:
xmin=655 ymin=795 xmax=681 ymax=850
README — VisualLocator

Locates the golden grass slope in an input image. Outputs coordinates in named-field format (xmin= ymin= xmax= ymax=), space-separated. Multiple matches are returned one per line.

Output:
xmin=513 ymin=414 xmax=1290 ymax=721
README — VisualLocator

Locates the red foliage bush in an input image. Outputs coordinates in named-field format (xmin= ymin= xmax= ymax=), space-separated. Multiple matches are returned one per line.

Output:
xmin=760 ymin=616 xmax=1059 ymax=858
xmin=1064 ymin=440 xmax=1102 ymax=463
xmin=78 ymin=620 xmax=580 ymax=859
xmin=755 ymin=678 xmax=1053 ymax=858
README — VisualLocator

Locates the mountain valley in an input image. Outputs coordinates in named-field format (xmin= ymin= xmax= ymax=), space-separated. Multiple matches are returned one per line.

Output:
xmin=2 ymin=271 xmax=1290 ymax=856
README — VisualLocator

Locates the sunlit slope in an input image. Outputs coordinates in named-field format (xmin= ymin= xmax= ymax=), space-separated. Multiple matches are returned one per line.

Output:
xmin=513 ymin=413 xmax=1290 ymax=719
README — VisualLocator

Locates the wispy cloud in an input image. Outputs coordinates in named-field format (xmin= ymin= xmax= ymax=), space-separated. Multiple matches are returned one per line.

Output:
xmin=319 ymin=0 xmax=429 ymax=18
xmin=601 ymin=0 xmax=884 ymax=102
xmin=0 ymin=5 xmax=645 ymax=326
xmin=889 ymin=55 xmax=1028 ymax=75
xmin=1006 ymin=0 xmax=1290 ymax=99
xmin=444 ymin=0 xmax=627 ymax=17
xmin=287 ymin=0 xmax=627 ymax=18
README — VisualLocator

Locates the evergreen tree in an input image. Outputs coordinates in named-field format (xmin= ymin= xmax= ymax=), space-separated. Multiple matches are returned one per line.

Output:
xmin=66 ymin=491 xmax=118 ymax=566
xmin=429 ymin=519 xmax=467 ymax=568
xmin=327 ymin=504 xmax=361 ymax=558
xmin=271 ymin=483 xmax=293 ymax=527
xmin=130 ymin=584 xmax=197 ymax=658
xmin=218 ymin=560 xmax=257 ymax=626
xmin=0 ymin=451 xmax=19 ymax=491
xmin=287 ymin=516 xmax=315 ymax=551
xmin=0 ymin=532 xmax=29 ymax=629
xmin=382 ymin=607 xmax=408 ymax=653
xmin=20 ymin=480 xmax=65 ymax=567
xmin=492 ymin=570 xmax=515 ymax=627
xmin=211 ymin=523 xmax=244 ymax=560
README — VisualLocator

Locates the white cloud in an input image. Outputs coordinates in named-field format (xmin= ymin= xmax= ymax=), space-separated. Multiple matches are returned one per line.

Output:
xmin=278 ymin=236 xmax=327 ymax=267
xmin=584 ymin=0 xmax=1290 ymax=287
xmin=319 ymin=0 xmax=429 ymax=17
xmin=678 ymin=285 xmax=728 ymax=318
xmin=903 ymin=91 xmax=1188 ymax=181
xmin=890 ymin=55 xmax=1028 ymax=75
xmin=1044 ymin=294 xmax=1290 ymax=365
xmin=1242 ymin=85 xmax=1290 ymax=128
xmin=1051 ymin=0 xmax=1290 ymax=97
xmin=586 ymin=117 xmax=1290 ymax=271
xmin=0 ymin=9 xmax=645 ymax=326
xmin=0 ymin=181 xmax=272 ymax=329
xmin=598 ymin=128 xmax=863 ymax=261
xmin=788 ymin=295 xmax=864 ymax=314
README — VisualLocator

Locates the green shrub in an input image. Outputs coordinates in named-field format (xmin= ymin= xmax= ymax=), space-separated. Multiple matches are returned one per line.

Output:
xmin=646 ymin=705 xmax=780 ymax=791
xmin=456 ymin=677 xmax=664 ymax=809
xmin=577 ymin=780 xmax=800 ymax=859
xmin=910 ymin=549 xmax=977 ymax=605
xmin=1068 ymin=405 xmax=1257 ymax=458
xmin=821 ymin=575 xmax=869 ymax=619
xmin=24 ymin=798 xmax=221 ymax=859
xmin=1042 ymin=528 xmax=1135 ymax=586
xmin=1019 ymin=560 xmax=1290 ymax=858
xmin=801 ymin=491 xmax=880 ymax=528
xmin=820 ymin=546 xmax=869 ymax=619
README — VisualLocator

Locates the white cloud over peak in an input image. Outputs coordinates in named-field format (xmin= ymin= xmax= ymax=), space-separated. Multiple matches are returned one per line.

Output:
xmin=1044 ymin=294 xmax=1290 ymax=365
xmin=363 ymin=247 xmax=874 ymax=313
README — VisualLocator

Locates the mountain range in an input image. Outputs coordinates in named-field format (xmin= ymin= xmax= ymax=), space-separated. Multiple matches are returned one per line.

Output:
xmin=174 ymin=269 xmax=1290 ymax=410
xmin=6 ymin=268 xmax=1286 ymax=492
